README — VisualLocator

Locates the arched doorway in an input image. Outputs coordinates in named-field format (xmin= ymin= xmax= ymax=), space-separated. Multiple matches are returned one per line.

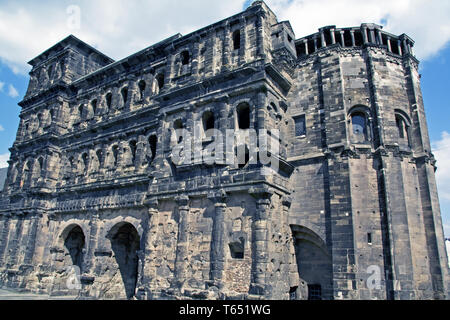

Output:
xmin=291 ymin=225 xmax=333 ymax=300
xmin=63 ymin=225 xmax=85 ymax=271
xmin=109 ymin=222 xmax=141 ymax=299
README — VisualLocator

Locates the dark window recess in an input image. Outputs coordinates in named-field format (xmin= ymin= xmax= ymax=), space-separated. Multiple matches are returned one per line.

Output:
xmin=96 ymin=150 xmax=103 ymax=166
xmin=229 ymin=237 xmax=245 ymax=259
xmin=82 ymin=153 xmax=88 ymax=172
xmin=106 ymin=93 xmax=112 ymax=109
xmin=129 ymin=140 xmax=137 ymax=163
xmin=396 ymin=116 xmax=407 ymax=139
xmin=91 ymin=99 xmax=97 ymax=115
xmin=157 ymin=74 xmax=165 ymax=90
xmin=138 ymin=80 xmax=146 ymax=99
xmin=233 ymin=30 xmax=241 ymax=50
xmin=174 ymin=119 xmax=184 ymax=143
xmin=308 ymin=284 xmax=322 ymax=300
xmin=289 ymin=287 xmax=298 ymax=300
xmin=149 ymin=135 xmax=157 ymax=161
xmin=202 ymin=111 xmax=215 ymax=133
xmin=121 ymin=87 xmax=128 ymax=104
xmin=112 ymin=145 xmax=119 ymax=167
xmin=181 ymin=51 xmax=190 ymax=65
xmin=294 ymin=115 xmax=306 ymax=137
xmin=237 ymin=103 xmax=250 ymax=129
xmin=367 ymin=232 xmax=372 ymax=244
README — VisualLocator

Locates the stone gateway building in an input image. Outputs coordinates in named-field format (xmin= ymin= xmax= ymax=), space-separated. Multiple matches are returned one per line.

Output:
xmin=0 ymin=1 xmax=448 ymax=300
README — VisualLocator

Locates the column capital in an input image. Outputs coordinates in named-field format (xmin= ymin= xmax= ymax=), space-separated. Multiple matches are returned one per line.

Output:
xmin=175 ymin=195 xmax=190 ymax=208
xmin=146 ymin=197 xmax=159 ymax=210
xmin=248 ymin=186 xmax=274 ymax=200
xmin=207 ymin=189 xmax=227 ymax=204
xmin=281 ymin=196 xmax=292 ymax=208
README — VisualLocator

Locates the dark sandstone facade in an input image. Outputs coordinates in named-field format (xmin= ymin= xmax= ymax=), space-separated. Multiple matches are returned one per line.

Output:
xmin=0 ymin=1 xmax=448 ymax=300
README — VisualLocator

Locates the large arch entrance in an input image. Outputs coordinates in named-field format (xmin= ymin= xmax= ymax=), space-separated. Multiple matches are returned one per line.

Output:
xmin=291 ymin=225 xmax=333 ymax=300
xmin=63 ymin=225 xmax=85 ymax=271
xmin=109 ymin=222 xmax=141 ymax=299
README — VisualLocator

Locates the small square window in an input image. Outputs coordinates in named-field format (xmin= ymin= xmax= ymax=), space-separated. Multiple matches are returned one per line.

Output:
xmin=294 ymin=115 xmax=306 ymax=137
xmin=308 ymin=284 xmax=322 ymax=300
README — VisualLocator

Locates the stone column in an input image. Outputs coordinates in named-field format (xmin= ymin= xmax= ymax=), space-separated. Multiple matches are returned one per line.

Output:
xmin=142 ymin=198 xmax=160 ymax=299
xmin=207 ymin=190 xmax=227 ymax=289
xmin=23 ymin=213 xmax=39 ymax=265
xmin=303 ymin=40 xmax=309 ymax=54
xmin=320 ymin=30 xmax=326 ymax=47
xmin=0 ymin=213 xmax=11 ymax=266
xmin=387 ymin=37 xmax=392 ymax=52
xmin=330 ymin=29 xmax=336 ymax=44
xmin=340 ymin=31 xmax=345 ymax=47
xmin=350 ymin=30 xmax=356 ymax=46
xmin=362 ymin=26 xmax=369 ymax=44
xmin=173 ymin=195 xmax=190 ymax=290
xmin=221 ymin=23 xmax=231 ymax=72
xmin=239 ymin=17 xmax=247 ymax=65
xmin=377 ymin=30 xmax=383 ymax=45
xmin=313 ymin=36 xmax=318 ymax=51
xmin=83 ymin=211 xmax=99 ymax=275
xmin=249 ymin=187 xmax=273 ymax=297
xmin=398 ymin=40 xmax=403 ymax=55
xmin=192 ymin=36 xmax=201 ymax=77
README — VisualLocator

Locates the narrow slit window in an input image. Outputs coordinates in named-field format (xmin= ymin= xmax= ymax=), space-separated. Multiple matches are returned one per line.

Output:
xmin=367 ymin=233 xmax=372 ymax=244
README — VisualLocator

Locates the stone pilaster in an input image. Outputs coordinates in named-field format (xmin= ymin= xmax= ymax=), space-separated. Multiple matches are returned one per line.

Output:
xmin=207 ymin=190 xmax=227 ymax=289
xmin=172 ymin=195 xmax=190 ymax=290
xmin=140 ymin=198 xmax=160 ymax=298
xmin=248 ymin=187 xmax=273 ymax=297
xmin=83 ymin=211 xmax=99 ymax=275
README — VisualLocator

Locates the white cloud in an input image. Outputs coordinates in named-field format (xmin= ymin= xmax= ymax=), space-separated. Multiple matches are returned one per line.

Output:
xmin=0 ymin=1 xmax=448 ymax=75
xmin=432 ymin=131 xmax=450 ymax=237
xmin=0 ymin=125 xmax=4 ymax=131
xmin=7 ymin=84 xmax=18 ymax=98
xmin=433 ymin=131 xmax=450 ymax=202
xmin=265 ymin=0 xmax=450 ymax=60
xmin=0 ymin=81 xmax=4 ymax=92
xmin=0 ymin=0 xmax=245 ymax=74
xmin=0 ymin=153 xmax=9 ymax=168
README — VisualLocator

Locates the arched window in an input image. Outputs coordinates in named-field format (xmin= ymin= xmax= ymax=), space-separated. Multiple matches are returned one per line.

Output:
xmin=121 ymin=87 xmax=128 ymax=104
xmin=112 ymin=145 xmax=119 ymax=167
xmin=174 ymin=119 xmax=184 ymax=143
xmin=91 ymin=99 xmax=98 ymax=115
xmin=96 ymin=149 xmax=103 ymax=169
xmin=21 ymin=161 xmax=31 ymax=188
xmin=138 ymin=80 xmax=146 ymax=100
xmin=236 ymin=103 xmax=250 ymax=130
xmin=78 ymin=105 xmax=84 ymax=120
xmin=202 ymin=111 xmax=215 ymax=137
xmin=232 ymin=30 xmax=241 ymax=50
xmin=181 ymin=51 xmax=190 ymax=65
xmin=156 ymin=74 xmax=164 ymax=90
xmin=395 ymin=112 xmax=411 ymax=146
xmin=82 ymin=153 xmax=89 ymax=173
xmin=350 ymin=111 xmax=369 ymax=143
xmin=106 ymin=92 xmax=112 ymax=110
xmin=129 ymin=140 xmax=137 ymax=164
xmin=148 ymin=135 xmax=157 ymax=162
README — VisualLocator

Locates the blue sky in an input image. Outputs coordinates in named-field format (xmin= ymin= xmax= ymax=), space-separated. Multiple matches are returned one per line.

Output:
xmin=0 ymin=0 xmax=449 ymax=236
